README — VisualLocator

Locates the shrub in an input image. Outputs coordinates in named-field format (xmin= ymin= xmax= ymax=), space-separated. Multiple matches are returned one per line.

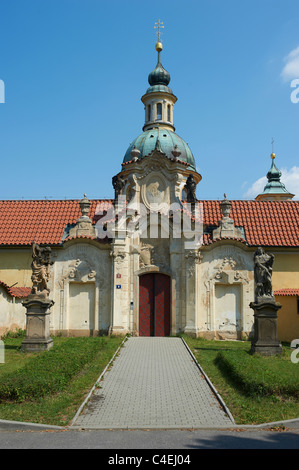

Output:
xmin=0 ymin=337 xmax=108 ymax=402
xmin=215 ymin=349 xmax=299 ymax=399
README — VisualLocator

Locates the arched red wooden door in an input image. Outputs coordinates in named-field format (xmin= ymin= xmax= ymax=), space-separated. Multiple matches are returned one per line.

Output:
xmin=139 ymin=273 xmax=171 ymax=336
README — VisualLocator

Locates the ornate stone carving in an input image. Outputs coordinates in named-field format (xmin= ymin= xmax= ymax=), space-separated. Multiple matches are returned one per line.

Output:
xmin=139 ymin=243 xmax=154 ymax=268
xmin=59 ymin=258 xmax=97 ymax=288
xmin=212 ymin=194 xmax=244 ymax=240
xmin=220 ymin=193 xmax=232 ymax=218
xmin=110 ymin=250 xmax=126 ymax=266
xmin=171 ymin=145 xmax=181 ymax=162
xmin=30 ymin=242 xmax=53 ymax=298
xmin=185 ymin=249 xmax=202 ymax=277
xmin=214 ymin=256 xmax=236 ymax=279
xmin=142 ymin=174 xmax=167 ymax=209
xmin=69 ymin=194 xmax=96 ymax=238
xmin=130 ymin=145 xmax=140 ymax=162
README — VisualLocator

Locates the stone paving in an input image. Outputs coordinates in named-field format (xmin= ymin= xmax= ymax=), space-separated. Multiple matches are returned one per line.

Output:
xmin=72 ymin=337 xmax=233 ymax=429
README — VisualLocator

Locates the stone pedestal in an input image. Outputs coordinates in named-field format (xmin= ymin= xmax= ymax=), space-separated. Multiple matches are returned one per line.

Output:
xmin=21 ymin=296 xmax=54 ymax=352
xmin=250 ymin=300 xmax=282 ymax=356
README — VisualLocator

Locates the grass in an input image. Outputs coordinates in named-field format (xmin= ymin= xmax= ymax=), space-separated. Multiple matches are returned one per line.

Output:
xmin=1 ymin=332 xmax=298 ymax=427
xmin=0 ymin=332 xmax=125 ymax=426
xmin=183 ymin=335 xmax=299 ymax=425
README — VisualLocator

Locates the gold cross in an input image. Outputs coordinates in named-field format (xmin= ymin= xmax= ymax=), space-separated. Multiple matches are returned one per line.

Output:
xmin=154 ymin=19 xmax=164 ymax=42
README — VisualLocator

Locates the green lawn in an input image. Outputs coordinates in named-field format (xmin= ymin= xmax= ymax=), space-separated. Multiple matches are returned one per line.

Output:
xmin=0 ymin=333 xmax=125 ymax=426
xmin=183 ymin=335 xmax=299 ymax=425
xmin=1 ymin=332 xmax=298 ymax=427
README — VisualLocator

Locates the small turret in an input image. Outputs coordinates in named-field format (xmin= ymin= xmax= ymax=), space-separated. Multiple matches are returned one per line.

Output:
xmin=141 ymin=21 xmax=177 ymax=132
xmin=256 ymin=152 xmax=294 ymax=201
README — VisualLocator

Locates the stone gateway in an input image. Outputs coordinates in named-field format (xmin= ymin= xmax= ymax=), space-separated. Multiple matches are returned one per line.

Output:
xmin=0 ymin=36 xmax=298 ymax=343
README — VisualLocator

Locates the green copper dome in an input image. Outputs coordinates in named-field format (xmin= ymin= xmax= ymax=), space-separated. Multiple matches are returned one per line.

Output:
xmin=146 ymin=50 xmax=173 ymax=95
xmin=123 ymin=128 xmax=196 ymax=171
xmin=261 ymin=154 xmax=291 ymax=195
xmin=148 ymin=59 xmax=170 ymax=87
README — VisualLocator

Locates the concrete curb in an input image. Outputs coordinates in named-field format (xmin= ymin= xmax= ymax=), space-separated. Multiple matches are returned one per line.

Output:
xmin=1 ymin=418 xmax=299 ymax=432
xmin=70 ymin=335 xmax=128 ymax=427
xmin=0 ymin=419 xmax=66 ymax=431
xmin=180 ymin=337 xmax=236 ymax=424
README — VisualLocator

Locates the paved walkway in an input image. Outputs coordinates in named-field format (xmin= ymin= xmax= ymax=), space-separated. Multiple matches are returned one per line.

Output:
xmin=72 ymin=337 xmax=233 ymax=429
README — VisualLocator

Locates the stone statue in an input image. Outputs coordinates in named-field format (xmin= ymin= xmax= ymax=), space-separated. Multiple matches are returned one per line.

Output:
xmin=253 ymin=247 xmax=274 ymax=301
xmin=250 ymin=247 xmax=282 ymax=356
xmin=184 ymin=174 xmax=197 ymax=203
xmin=30 ymin=242 xmax=53 ymax=298
xmin=112 ymin=175 xmax=126 ymax=199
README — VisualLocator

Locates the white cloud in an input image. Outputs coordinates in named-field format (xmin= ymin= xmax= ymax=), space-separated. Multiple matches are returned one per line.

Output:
xmin=280 ymin=166 xmax=299 ymax=198
xmin=243 ymin=166 xmax=299 ymax=200
xmin=281 ymin=46 xmax=299 ymax=81
xmin=243 ymin=176 xmax=267 ymax=199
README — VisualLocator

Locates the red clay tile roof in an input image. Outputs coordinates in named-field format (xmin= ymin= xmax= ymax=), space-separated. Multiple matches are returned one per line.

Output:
xmin=274 ymin=289 xmax=299 ymax=296
xmin=0 ymin=281 xmax=31 ymax=298
xmin=0 ymin=199 xmax=298 ymax=248
xmin=0 ymin=199 xmax=113 ymax=246
xmin=199 ymin=200 xmax=299 ymax=247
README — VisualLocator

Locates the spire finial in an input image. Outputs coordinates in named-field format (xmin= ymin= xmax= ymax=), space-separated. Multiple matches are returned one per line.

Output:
xmin=154 ymin=19 xmax=164 ymax=53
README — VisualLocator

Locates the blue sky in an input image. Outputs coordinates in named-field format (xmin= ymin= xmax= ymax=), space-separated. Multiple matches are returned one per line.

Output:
xmin=0 ymin=0 xmax=298 ymax=201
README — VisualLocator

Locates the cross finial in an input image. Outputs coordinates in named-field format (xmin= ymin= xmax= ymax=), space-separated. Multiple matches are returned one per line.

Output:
xmin=271 ymin=138 xmax=276 ymax=159
xmin=154 ymin=19 xmax=164 ymax=43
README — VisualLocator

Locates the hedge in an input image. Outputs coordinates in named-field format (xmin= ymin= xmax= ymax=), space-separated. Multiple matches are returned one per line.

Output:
xmin=215 ymin=349 xmax=299 ymax=399
xmin=0 ymin=337 xmax=108 ymax=402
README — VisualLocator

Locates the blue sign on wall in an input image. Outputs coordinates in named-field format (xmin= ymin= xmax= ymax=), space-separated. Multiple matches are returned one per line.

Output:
xmin=116 ymin=285 xmax=121 ymax=289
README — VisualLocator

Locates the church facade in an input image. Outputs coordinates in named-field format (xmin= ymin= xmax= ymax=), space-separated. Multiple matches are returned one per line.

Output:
xmin=0 ymin=40 xmax=298 ymax=342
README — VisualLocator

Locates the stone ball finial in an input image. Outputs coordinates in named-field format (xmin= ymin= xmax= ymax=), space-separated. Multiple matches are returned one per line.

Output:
xmin=171 ymin=144 xmax=181 ymax=161
xmin=130 ymin=145 xmax=140 ymax=162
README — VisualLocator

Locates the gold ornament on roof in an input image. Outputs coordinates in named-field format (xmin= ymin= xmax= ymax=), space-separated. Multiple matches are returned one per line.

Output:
xmin=154 ymin=19 xmax=164 ymax=51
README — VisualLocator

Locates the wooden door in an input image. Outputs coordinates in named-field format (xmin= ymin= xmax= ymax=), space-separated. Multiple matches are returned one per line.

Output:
xmin=139 ymin=273 xmax=170 ymax=336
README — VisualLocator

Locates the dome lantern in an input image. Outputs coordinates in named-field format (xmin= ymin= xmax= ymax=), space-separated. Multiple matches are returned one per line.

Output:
xmin=141 ymin=23 xmax=177 ymax=133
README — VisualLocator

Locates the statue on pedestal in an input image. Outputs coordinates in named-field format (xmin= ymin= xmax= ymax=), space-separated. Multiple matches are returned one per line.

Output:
xmin=21 ymin=242 xmax=54 ymax=352
xmin=250 ymin=247 xmax=282 ymax=356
